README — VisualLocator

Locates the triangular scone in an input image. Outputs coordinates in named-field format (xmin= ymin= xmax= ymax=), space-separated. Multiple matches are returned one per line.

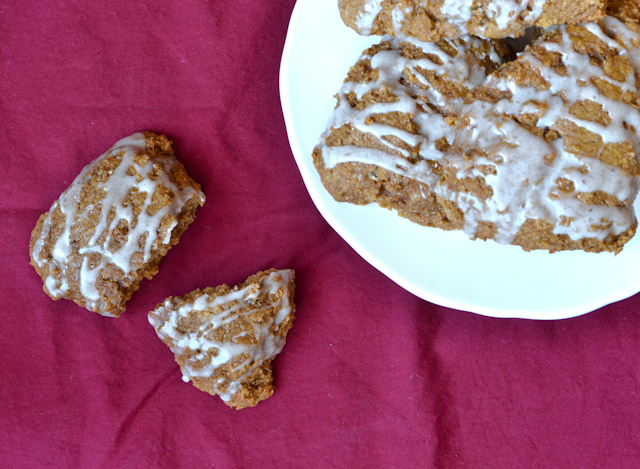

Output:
xmin=29 ymin=133 xmax=206 ymax=316
xmin=313 ymin=35 xmax=512 ymax=230
xmin=448 ymin=17 xmax=640 ymax=252
xmin=339 ymin=0 xmax=605 ymax=41
xmin=148 ymin=269 xmax=296 ymax=410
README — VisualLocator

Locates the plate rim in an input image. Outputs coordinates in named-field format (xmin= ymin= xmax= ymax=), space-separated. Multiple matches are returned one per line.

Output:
xmin=279 ymin=0 xmax=640 ymax=320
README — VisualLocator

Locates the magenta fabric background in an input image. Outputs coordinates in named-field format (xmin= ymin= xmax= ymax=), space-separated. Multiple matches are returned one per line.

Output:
xmin=2 ymin=1 xmax=640 ymax=467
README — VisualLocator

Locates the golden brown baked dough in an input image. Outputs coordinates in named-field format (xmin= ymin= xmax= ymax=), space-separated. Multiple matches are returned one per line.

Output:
xmin=339 ymin=0 xmax=605 ymax=41
xmin=148 ymin=269 xmax=296 ymax=410
xmin=29 ymin=132 xmax=205 ymax=316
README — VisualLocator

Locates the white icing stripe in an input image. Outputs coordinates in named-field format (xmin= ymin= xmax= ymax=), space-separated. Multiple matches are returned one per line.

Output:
xmin=482 ymin=0 xmax=547 ymax=31
xmin=354 ymin=0 xmax=385 ymax=35
xmin=149 ymin=270 xmax=294 ymax=403
xmin=352 ymin=0 xmax=552 ymax=37
xmin=31 ymin=133 xmax=205 ymax=313
xmin=444 ymin=0 xmax=548 ymax=32
xmin=602 ymin=16 xmax=640 ymax=74
xmin=323 ymin=145 xmax=439 ymax=186
xmin=391 ymin=3 xmax=412 ymax=33
xmin=439 ymin=0 xmax=473 ymax=30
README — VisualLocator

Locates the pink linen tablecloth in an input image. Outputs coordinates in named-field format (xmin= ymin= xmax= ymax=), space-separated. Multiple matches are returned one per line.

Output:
xmin=2 ymin=1 xmax=640 ymax=467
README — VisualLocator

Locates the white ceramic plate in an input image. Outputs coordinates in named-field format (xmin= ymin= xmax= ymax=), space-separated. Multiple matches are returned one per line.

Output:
xmin=279 ymin=0 xmax=640 ymax=319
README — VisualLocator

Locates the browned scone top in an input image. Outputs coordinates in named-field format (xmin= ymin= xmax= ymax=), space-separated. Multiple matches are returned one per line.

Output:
xmin=29 ymin=132 xmax=206 ymax=317
xmin=339 ymin=0 xmax=605 ymax=41
xmin=148 ymin=269 xmax=296 ymax=410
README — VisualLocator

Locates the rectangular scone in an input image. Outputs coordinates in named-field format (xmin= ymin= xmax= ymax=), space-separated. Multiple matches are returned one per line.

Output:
xmin=313 ymin=34 xmax=512 ymax=232
xmin=29 ymin=132 xmax=206 ymax=316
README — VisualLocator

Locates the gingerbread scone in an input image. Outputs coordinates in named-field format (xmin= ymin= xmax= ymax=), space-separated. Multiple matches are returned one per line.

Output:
xmin=448 ymin=17 xmax=640 ymax=252
xmin=339 ymin=0 xmax=605 ymax=41
xmin=29 ymin=133 xmax=206 ymax=317
xmin=148 ymin=269 xmax=296 ymax=410
xmin=313 ymin=35 xmax=511 ymax=230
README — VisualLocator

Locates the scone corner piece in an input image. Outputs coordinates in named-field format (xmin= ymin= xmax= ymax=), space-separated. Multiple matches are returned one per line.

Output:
xmin=148 ymin=269 xmax=296 ymax=410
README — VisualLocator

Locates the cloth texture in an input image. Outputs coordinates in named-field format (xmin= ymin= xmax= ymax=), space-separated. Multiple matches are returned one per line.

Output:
xmin=2 ymin=1 xmax=640 ymax=467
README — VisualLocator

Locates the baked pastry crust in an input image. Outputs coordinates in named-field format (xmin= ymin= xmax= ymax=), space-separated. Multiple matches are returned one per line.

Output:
xmin=29 ymin=132 xmax=205 ymax=316
xmin=148 ymin=269 xmax=296 ymax=410
xmin=339 ymin=0 xmax=606 ymax=40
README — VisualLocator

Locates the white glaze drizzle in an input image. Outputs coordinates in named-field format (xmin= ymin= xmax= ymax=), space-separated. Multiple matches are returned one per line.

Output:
xmin=439 ymin=0 xmax=474 ymax=32
xmin=602 ymin=16 xmax=640 ymax=74
xmin=31 ymin=133 xmax=205 ymax=315
xmin=354 ymin=0 xmax=386 ymax=34
xmin=482 ymin=0 xmax=547 ymax=31
xmin=352 ymin=0 xmax=550 ymax=37
xmin=148 ymin=270 xmax=294 ymax=403
xmin=440 ymin=0 xmax=548 ymax=33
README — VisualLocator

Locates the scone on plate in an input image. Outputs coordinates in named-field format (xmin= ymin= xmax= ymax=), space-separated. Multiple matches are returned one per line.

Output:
xmin=339 ymin=0 xmax=605 ymax=41
xmin=29 ymin=132 xmax=206 ymax=317
xmin=449 ymin=17 xmax=640 ymax=252
xmin=148 ymin=269 xmax=296 ymax=410
xmin=313 ymin=34 xmax=512 ymax=230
